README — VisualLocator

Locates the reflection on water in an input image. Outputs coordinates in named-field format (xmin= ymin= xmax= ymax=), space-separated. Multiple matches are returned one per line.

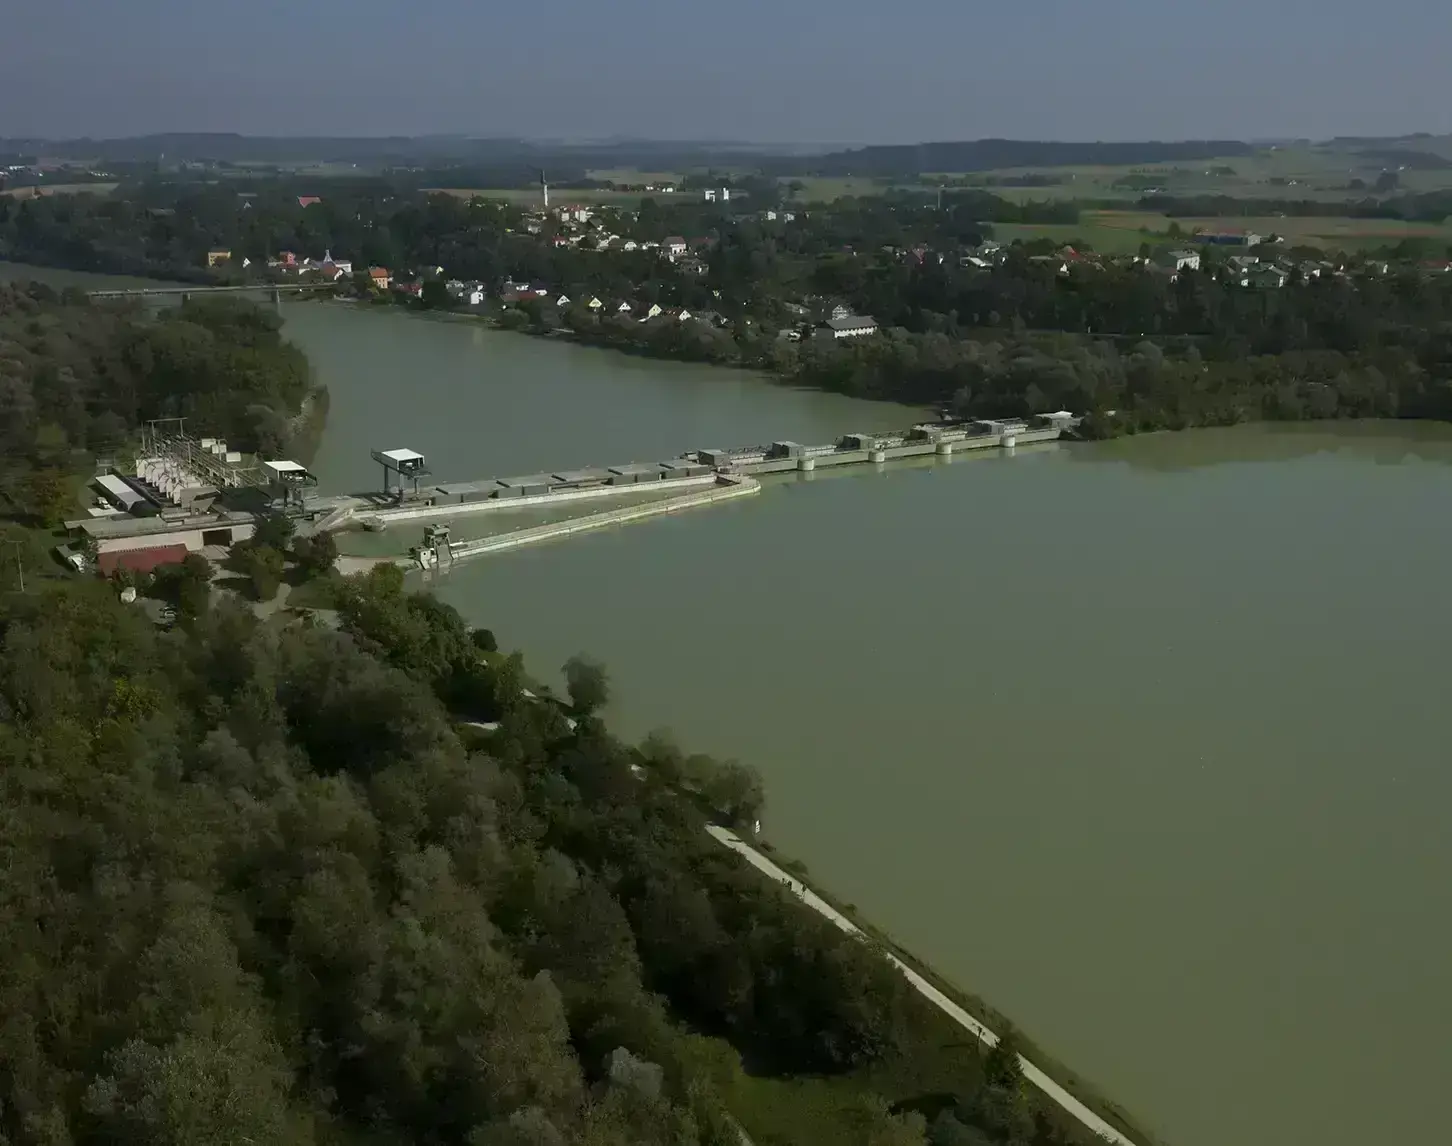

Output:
xmin=1070 ymin=420 xmax=1452 ymax=471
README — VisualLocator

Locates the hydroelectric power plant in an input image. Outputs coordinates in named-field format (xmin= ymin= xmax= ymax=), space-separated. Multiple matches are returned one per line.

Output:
xmin=62 ymin=413 xmax=1077 ymax=575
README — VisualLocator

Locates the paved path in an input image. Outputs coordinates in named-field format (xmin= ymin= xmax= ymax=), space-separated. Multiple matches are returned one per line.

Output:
xmin=704 ymin=825 xmax=1134 ymax=1146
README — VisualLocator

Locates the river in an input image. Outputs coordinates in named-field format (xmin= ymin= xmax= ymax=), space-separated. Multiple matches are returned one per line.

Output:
xmin=9 ymin=264 xmax=1451 ymax=1146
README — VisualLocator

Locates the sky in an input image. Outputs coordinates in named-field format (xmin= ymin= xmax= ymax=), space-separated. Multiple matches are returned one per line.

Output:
xmin=3 ymin=0 xmax=1451 ymax=145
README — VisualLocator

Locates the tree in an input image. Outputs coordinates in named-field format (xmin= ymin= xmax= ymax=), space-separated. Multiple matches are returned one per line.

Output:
xmin=252 ymin=512 xmax=296 ymax=552
xmin=471 ymin=627 xmax=499 ymax=653
xmin=562 ymin=653 xmax=610 ymax=715
xmin=291 ymin=530 xmax=338 ymax=578
xmin=25 ymin=467 xmax=76 ymax=526
xmin=421 ymin=278 xmax=451 ymax=309
xmin=1375 ymin=170 xmax=1402 ymax=194
xmin=235 ymin=542 xmax=285 ymax=601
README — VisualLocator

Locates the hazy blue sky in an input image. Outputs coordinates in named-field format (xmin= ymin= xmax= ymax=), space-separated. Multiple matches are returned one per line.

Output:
xmin=3 ymin=0 xmax=1449 ymax=143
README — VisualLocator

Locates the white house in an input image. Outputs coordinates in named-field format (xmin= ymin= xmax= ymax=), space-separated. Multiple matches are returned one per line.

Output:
xmin=663 ymin=237 xmax=687 ymax=259
xmin=817 ymin=315 xmax=878 ymax=340
xmin=1160 ymin=249 xmax=1201 ymax=272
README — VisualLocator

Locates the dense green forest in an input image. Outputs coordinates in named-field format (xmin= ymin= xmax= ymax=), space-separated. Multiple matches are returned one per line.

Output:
xmin=0 ymin=563 xmax=1104 ymax=1146
xmin=0 ymin=283 xmax=317 ymax=527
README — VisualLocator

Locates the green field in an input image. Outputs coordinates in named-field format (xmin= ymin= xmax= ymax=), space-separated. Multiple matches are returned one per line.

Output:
xmin=423 ymin=186 xmax=650 ymax=206
xmin=990 ymin=208 xmax=1452 ymax=254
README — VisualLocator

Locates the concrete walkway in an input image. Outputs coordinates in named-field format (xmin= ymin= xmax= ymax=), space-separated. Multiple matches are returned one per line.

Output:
xmin=704 ymin=825 xmax=1134 ymax=1146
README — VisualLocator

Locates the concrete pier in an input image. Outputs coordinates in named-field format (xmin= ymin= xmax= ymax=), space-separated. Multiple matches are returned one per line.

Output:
xmin=431 ymin=475 xmax=759 ymax=566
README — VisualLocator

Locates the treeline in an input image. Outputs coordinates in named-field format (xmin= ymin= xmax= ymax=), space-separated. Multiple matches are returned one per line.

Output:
xmin=1143 ymin=191 xmax=1452 ymax=224
xmin=0 ymin=284 xmax=316 ymax=524
xmin=0 ymin=561 xmax=1093 ymax=1146
xmin=781 ymin=329 xmax=1452 ymax=433
xmin=762 ymin=139 xmax=1255 ymax=178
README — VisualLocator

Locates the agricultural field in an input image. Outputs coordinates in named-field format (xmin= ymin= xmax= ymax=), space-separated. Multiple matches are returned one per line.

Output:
xmin=990 ymin=208 xmax=1452 ymax=255
xmin=0 ymin=182 xmax=119 ymax=199
xmin=422 ymin=186 xmax=650 ymax=205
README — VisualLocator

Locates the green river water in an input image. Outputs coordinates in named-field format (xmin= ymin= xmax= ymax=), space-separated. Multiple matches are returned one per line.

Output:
xmin=9 ymin=266 xmax=1451 ymax=1146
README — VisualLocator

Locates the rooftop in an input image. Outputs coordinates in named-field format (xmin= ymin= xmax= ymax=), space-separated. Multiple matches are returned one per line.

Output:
xmin=264 ymin=459 xmax=308 ymax=475
xmin=497 ymin=473 xmax=557 ymax=489
xmin=72 ymin=511 xmax=258 ymax=541
xmin=826 ymin=315 xmax=878 ymax=330
xmin=552 ymin=468 xmax=612 ymax=485
xmin=379 ymin=448 xmax=425 ymax=464
xmin=608 ymin=462 xmax=667 ymax=477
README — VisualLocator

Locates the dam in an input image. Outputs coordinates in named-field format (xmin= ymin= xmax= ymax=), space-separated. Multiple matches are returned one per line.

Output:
xmin=322 ymin=412 xmax=1076 ymax=568
xmin=64 ymin=413 xmax=1076 ymax=575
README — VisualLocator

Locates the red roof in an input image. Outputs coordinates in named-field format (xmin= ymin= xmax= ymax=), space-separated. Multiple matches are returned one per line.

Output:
xmin=297 ymin=196 xmax=322 ymax=208
xmin=98 ymin=544 xmax=188 ymax=576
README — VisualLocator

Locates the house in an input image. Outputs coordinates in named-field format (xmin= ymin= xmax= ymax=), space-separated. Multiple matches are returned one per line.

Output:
xmin=1248 ymin=266 xmax=1289 ymax=289
xmin=678 ymin=257 xmax=708 ymax=276
xmin=1029 ymin=255 xmax=1070 ymax=274
xmin=297 ymin=195 xmax=322 ymax=209
xmin=693 ymin=309 xmax=727 ymax=327
xmin=585 ymin=296 xmax=604 ymax=311
xmin=703 ymin=189 xmax=717 ymax=202
xmin=206 ymin=249 xmax=231 ymax=267
xmin=663 ymin=236 xmax=687 ymax=259
xmin=368 ymin=267 xmax=391 ymax=290
xmin=555 ymin=294 xmax=571 ymax=308
xmin=641 ymin=303 xmax=664 ymax=320
xmin=621 ymin=239 xmax=639 ymax=251
xmin=610 ymin=300 xmax=633 ymax=314
xmin=764 ymin=210 xmax=778 ymax=221
xmin=816 ymin=314 xmax=878 ymax=340
xmin=1158 ymin=249 xmax=1201 ymax=272
xmin=829 ymin=304 xmax=852 ymax=321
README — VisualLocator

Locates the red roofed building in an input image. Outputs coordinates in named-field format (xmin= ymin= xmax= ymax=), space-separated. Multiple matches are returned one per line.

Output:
xmin=297 ymin=195 xmax=323 ymax=208
xmin=97 ymin=544 xmax=188 ymax=577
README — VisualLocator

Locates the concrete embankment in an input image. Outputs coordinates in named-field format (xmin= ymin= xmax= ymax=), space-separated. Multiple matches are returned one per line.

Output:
xmin=442 ymin=475 xmax=758 ymax=563
xmin=706 ymin=824 xmax=1144 ymax=1146
xmin=362 ymin=472 xmax=721 ymax=527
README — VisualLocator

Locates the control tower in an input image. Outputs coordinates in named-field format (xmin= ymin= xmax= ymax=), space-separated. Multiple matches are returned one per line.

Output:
xmin=371 ymin=448 xmax=431 ymax=501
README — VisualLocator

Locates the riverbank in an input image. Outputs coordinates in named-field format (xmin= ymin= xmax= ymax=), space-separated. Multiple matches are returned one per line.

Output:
xmin=709 ymin=826 xmax=1160 ymax=1146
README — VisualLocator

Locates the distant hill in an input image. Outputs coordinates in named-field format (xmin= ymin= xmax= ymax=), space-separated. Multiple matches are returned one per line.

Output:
xmin=0 ymin=134 xmax=797 ymax=170
xmin=764 ymin=138 xmax=1257 ymax=177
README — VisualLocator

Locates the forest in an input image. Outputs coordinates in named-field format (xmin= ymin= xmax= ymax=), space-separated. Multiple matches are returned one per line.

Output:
xmin=0 ymin=282 xmax=318 ymax=528
xmin=0 ymin=560 xmax=1103 ymax=1146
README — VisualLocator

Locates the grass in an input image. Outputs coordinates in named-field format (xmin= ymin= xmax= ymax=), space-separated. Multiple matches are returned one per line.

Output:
xmin=423 ymin=186 xmax=650 ymax=206
xmin=0 ymin=182 xmax=118 ymax=199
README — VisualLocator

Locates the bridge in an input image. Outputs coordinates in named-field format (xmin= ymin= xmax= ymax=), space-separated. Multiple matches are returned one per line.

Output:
xmin=86 ymin=282 xmax=339 ymax=302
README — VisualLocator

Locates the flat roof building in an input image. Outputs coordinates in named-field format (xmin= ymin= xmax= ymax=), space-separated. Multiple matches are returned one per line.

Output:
xmin=552 ymin=468 xmax=611 ymax=486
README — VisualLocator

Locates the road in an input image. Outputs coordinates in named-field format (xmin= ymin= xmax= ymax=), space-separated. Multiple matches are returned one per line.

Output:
xmin=704 ymin=825 xmax=1134 ymax=1146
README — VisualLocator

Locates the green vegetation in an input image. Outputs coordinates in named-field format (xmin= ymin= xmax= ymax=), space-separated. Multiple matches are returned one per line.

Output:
xmin=0 ymin=560 xmax=1139 ymax=1146
xmin=0 ymin=290 xmax=1162 ymax=1143
xmin=0 ymin=283 xmax=320 ymax=599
